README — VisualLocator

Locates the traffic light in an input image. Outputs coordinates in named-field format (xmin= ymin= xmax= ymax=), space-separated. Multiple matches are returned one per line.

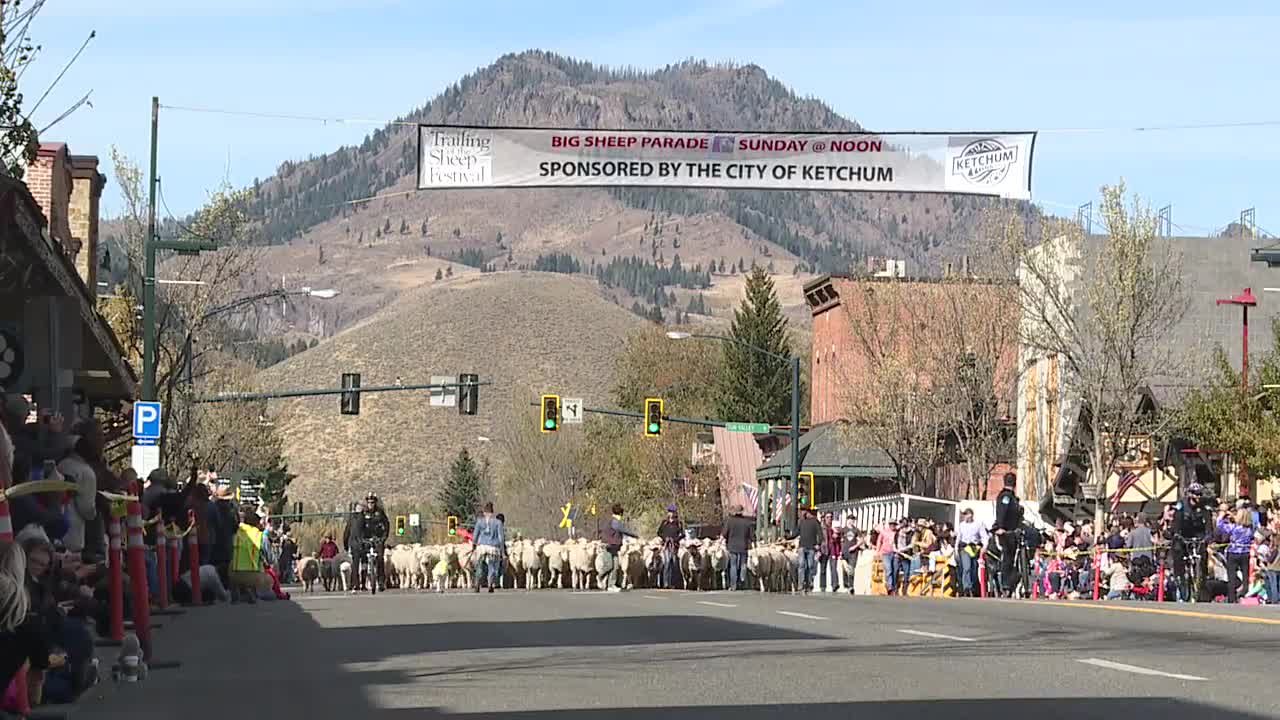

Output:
xmin=644 ymin=398 xmax=663 ymax=437
xmin=458 ymin=373 xmax=479 ymax=416
xmin=340 ymin=372 xmax=361 ymax=415
xmin=395 ymin=515 xmax=407 ymax=536
xmin=798 ymin=472 xmax=815 ymax=509
xmin=447 ymin=515 xmax=458 ymax=536
xmin=541 ymin=394 xmax=560 ymax=433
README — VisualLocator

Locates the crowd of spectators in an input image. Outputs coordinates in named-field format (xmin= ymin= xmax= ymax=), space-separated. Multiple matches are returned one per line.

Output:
xmin=0 ymin=395 xmax=289 ymax=714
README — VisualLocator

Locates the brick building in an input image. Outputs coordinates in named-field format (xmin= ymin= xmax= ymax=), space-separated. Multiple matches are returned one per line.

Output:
xmin=797 ymin=269 xmax=1018 ymax=504
xmin=2 ymin=141 xmax=130 ymax=418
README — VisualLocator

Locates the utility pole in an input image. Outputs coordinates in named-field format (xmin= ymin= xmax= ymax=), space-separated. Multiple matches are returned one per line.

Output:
xmin=142 ymin=96 xmax=159 ymax=401
xmin=789 ymin=355 xmax=801 ymax=535
xmin=140 ymin=96 xmax=217 ymax=404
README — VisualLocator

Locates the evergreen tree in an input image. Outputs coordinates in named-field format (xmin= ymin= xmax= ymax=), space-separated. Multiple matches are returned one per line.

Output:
xmin=446 ymin=265 xmax=453 ymax=277
xmin=400 ymin=218 xmax=409 ymax=235
xmin=435 ymin=268 xmax=444 ymax=281
xmin=383 ymin=218 xmax=391 ymax=233
xmin=715 ymin=267 xmax=796 ymax=426
xmin=437 ymin=448 xmax=484 ymax=519
xmin=421 ymin=219 xmax=429 ymax=236
xmin=375 ymin=227 xmax=382 ymax=239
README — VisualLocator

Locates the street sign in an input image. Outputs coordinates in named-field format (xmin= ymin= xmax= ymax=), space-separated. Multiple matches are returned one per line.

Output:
xmin=429 ymin=375 xmax=457 ymax=407
xmin=132 ymin=401 xmax=162 ymax=442
xmin=725 ymin=422 xmax=770 ymax=434
xmin=408 ymin=513 xmax=421 ymax=527
xmin=562 ymin=397 xmax=583 ymax=424
xmin=131 ymin=444 xmax=160 ymax=479
xmin=559 ymin=502 xmax=573 ymax=528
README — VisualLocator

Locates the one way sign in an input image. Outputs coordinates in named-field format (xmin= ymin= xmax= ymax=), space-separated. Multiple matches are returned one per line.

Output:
xmin=562 ymin=398 xmax=583 ymax=424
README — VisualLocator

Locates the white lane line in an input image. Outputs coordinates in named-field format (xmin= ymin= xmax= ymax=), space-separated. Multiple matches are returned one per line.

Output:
xmin=776 ymin=610 xmax=828 ymax=621
xmin=697 ymin=601 xmax=738 ymax=608
xmin=897 ymin=629 xmax=977 ymax=642
xmin=1077 ymin=658 xmax=1208 ymax=681
xmin=643 ymin=595 xmax=665 ymax=600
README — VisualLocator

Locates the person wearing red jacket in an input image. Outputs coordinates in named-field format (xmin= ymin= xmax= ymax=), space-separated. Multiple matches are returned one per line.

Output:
xmin=817 ymin=512 xmax=840 ymax=592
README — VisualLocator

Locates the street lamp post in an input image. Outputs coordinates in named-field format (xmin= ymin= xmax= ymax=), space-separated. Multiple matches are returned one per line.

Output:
xmin=667 ymin=331 xmax=803 ymax=535
xmin=181 ymin=287 xmax=340 ymax=384
xmin=1217 ymin=287 xmax=1258 ymax=497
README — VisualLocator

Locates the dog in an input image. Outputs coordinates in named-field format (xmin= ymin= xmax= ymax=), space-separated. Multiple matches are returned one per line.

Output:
xmin=112 ymin=632 xmax=148 ymax=684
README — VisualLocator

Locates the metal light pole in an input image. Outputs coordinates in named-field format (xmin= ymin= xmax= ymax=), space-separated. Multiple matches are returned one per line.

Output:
xmin=1216 ymin=287 xmax=1258 ymax=497
xmin=180 ymin=287 xmax=340 ymax=383
xmin=142 ymin=96 xmax=159 ymax=401
xmin=666 ymin=331 xmax=802 ymax=535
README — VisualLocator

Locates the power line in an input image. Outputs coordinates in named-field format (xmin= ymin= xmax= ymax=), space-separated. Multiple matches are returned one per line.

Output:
xmin=160 ymin=101 xmax=1280 ymax=136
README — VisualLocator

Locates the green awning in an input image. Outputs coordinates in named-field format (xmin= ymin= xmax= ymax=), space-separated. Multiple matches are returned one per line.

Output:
xmin=755 ymin=420 xmax=897 ymax=480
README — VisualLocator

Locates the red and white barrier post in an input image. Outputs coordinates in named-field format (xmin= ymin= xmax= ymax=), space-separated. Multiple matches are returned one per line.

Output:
xmin=978 ymin=555 xmax=988 ymax=598
xmin=156 ymin=521 xmax=170 ymax=610
xmin=1092 ymin=545 xmax=1102 ymax=601
xmin=168 ymin=523 xmax=180 ymax=589
xmin=187 ymin=510 xmax=202 ymax=604
xmin=1156 ymin=556 xmax=1166 ymax=603
xmin=125 ymin=482 xmax=153 ymax=659
xmin=107 ymin=514 xmax=125 ymax=642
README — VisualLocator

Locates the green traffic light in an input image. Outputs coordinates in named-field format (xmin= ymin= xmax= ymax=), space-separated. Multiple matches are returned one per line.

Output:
xmin=545 ymin=419 xmax=555 ymax=429
xmin=648 ymin=423 xmax=659 ymax=433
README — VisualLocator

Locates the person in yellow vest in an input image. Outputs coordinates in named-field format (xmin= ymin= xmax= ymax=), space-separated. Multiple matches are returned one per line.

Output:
xmin=229 ymin=510 xmax=271 ymax=604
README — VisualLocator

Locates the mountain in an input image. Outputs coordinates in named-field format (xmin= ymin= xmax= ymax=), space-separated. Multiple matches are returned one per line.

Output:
xmin=254 ymin=271 xmax=647 ymax=506
xmin=237 ymin=50 xmax=1032 ymax=343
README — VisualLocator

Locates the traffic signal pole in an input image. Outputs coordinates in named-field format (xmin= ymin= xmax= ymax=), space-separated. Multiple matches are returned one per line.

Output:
xmin=142 ymin=96 xmax=159 ymax=401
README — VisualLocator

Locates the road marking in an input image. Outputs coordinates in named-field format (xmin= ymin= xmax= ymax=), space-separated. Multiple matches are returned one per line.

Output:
xmin=643 ymin=595 xmax=665 ymax=600
xmin=1037 ymin=600 xmax=1280 ymax=626
xmin=776 ymin=610 xmax=827 ymax=621
xmin=897 ymin=629 xmax=976 ymax=642
xmin=697 ymin=601 xmax=737 ymax=608
xmin=1077 ymin=658 xmax=1207 ymax=681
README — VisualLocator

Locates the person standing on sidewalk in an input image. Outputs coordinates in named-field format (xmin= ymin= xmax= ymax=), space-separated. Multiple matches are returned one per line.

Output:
xmin=839 ymin=515 xmax=864 ymax=595
xmin=793 ymin=508 xmax=822 ymax=595
xmin=722 ymin=505 xmax=755 ymax=591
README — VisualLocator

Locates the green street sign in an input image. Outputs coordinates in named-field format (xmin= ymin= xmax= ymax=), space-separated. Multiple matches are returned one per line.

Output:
xmin=725 ymin=422 xmax=770 ymax=433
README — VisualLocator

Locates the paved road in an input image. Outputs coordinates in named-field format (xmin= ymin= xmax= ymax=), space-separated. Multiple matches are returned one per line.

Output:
xmin=75 ymin=588 xmax=1280 ymax=719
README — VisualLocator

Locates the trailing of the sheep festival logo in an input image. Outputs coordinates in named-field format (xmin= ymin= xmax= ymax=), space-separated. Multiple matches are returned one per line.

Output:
xmin=417 ymin=125 xmax=1037 ymax=199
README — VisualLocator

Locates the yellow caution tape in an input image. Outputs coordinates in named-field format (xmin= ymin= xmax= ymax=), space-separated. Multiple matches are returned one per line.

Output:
xmin=4 ymin=479 xmax=79 ymax=499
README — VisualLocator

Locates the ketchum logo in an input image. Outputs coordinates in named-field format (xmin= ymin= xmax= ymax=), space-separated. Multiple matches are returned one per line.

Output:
xmin=951 ymin=138 xmax=1018 ymax=186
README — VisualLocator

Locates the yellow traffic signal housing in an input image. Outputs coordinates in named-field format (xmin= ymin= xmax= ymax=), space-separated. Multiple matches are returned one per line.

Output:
xmin=447 ymin=515 xmax=459 ymax=535
xmin=798 ymin=472 xmax=815 ymax=509
xmin=644 ymin=398 xmax=664 ymax=437
xmin=395 ymin=515 xmax=407 ymax=536
xmin=541 ymin=394 xmax=560 ymax=433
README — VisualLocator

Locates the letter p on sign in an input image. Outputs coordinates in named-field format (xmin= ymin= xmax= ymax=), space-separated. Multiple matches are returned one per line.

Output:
xmin=133 ymin=401 xmax=163 ymax=442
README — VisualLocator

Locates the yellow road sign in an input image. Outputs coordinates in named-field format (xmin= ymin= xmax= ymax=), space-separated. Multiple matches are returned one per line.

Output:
xmin=559 ymin=502 xmax=573 ymax=529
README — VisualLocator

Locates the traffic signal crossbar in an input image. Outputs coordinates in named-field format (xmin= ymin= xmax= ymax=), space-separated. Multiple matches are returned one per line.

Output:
xmin=528 ymin=400 xmax=790 ymax=433
xmin=194 ymin=379 xmax=493 ymax=404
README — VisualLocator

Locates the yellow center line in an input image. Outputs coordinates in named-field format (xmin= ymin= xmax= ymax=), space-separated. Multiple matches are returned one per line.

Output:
xmin=1035 ymin=600 xmax=1280 ymax=626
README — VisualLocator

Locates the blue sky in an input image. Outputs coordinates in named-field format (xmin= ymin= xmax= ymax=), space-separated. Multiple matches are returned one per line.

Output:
xmin=21 ymin=0 xmax=1280 ymax=235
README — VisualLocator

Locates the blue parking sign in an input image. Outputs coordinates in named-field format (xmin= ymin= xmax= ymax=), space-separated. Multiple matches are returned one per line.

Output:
xmin=133 ymin=401 xmax=163 ymax=442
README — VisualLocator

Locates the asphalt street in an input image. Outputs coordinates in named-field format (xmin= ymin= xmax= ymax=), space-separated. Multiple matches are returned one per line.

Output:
xmin=72 ymin=586 xmax=1280 ymax=719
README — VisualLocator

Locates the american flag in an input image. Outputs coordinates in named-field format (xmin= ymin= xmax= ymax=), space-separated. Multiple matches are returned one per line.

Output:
xmin=741 ymin=483 xmax=759 ymax=513
xmin=1110 ymin=470 xmax=1141 ymax=514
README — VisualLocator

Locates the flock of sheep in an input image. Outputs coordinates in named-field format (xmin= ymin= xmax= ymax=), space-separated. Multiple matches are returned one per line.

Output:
xmin=295 ymin=536 xmax=844 ymax=593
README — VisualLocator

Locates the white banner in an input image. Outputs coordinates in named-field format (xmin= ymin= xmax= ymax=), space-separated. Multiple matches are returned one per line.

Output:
xmin=417 ymin=126 xmax=1036 ymax=200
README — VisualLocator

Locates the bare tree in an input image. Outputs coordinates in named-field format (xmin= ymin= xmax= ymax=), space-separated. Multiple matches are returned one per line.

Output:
xmin=992 ymin=181 xmax=1188 ymax=522
xmin=106 ymin=147 xmax=267 ymax=472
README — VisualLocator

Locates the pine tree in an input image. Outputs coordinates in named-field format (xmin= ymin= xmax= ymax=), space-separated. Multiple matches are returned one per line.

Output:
xmin=437 ymin=448 xmax=484 ymax=520
xmin=445 ymin=265 xmax=453 ymax=277
xmin=400 ymin=218 xmax=409 ymax=234
xmin=435 ymin=268 xmax=444 ymax=281
xmin=421 ymin=219 xmax=429 ymax=236
xmin=383 ymin=218 xmax=391 ymax=233
xmin=714 ymin=266 xmax=796 ymax=426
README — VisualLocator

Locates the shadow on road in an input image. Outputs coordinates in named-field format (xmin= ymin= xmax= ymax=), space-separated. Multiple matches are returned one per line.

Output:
xmin=74 ymin=597 xmax=1275 ymax=720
